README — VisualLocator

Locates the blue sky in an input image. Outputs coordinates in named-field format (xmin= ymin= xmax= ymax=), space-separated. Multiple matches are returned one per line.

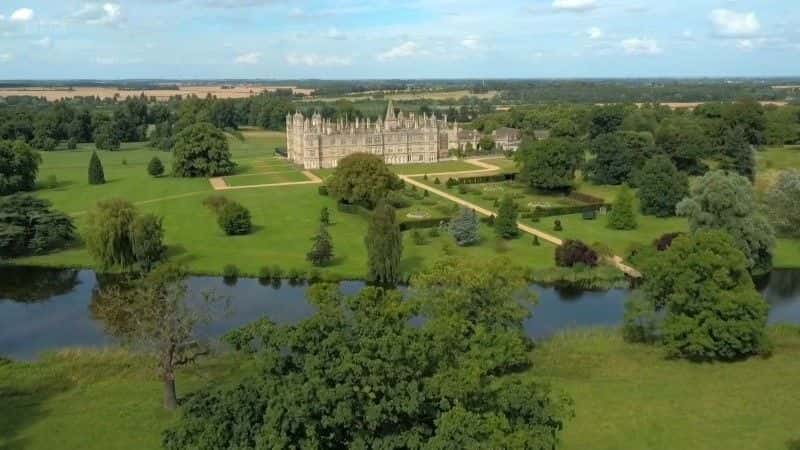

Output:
xmin=0 ymin=0 xmax=797 ymax=79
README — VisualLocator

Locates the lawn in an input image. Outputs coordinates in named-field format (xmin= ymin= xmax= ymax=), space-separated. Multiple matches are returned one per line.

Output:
xmin=18 ymin=175 xmax=558 ymax=279
xmin=531 ymin=327 xmax=800 ymax=450
xmin=3 ymin=327 xmax=799 ymax=450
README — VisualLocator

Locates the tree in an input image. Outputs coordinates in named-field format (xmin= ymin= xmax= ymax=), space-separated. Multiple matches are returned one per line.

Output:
xmin=516 ymin=138 xmax=581 ymax=191
xmin=722 ymin=98 xmax=765 ymax=146
xmin=585 ymin=132 xmax=639 ymax=185
xmin=365 ymin=202 xmax=402 ymax=285
xmin=555 ymin=240 xmax=598 ymax=267
xmin=720 ymin=126 xmax=756 ymax=182
xmin=130 ymin=214 xmax=167 ymax=272
xmin=164 ymin=258 xmax=572 ymax=449
xmin=450 ymin=207 xmax=480 ymax=246
xmin=147 ymin=156 xmax=165 ymax=177
xmin=93 ymin=121 xmax=121 ymax=151
xmin=478 ymin=135 xmax=495 ymax=152
xmin=306 ymin=225 xmax=334 ymax=266
xmin=637 ymin=231 xmax=769 ymax=361
xmin=677 ymin=170 xmax=775 ymax=276
xmin=0 ymin=195 xmax=75 ymax=258
xmin=636 ymin=155 xmax=688 ymax=217
xmin=217 ymin=202 xmax=252 ymax=235
xmin=588 ymin=104 xmax=625 ymax=138
xmin=327 ymin=153 xmax=400 ymax=208
xmin=319 ymin=206 xmax=331 ymax=226
xmin=654 ymin=117 xmax=711 ymax=174
xmin=88 ymin=151 xmax=105 ymax=185
xmin=0 ymin=140 xmax=41 ymax=195
xmin=172 ymin=123 xmax=235 ymax=177
xmin=764 ymin=170 xmax=800 ymax=237
xmin=495 ymin=196 xmax=519 ymax=239
xmin=85 ymin=199 xmax=139 ymax=270
xmin=92 ymin=264 xmax=221 ymax=410
xmin=607 ymin=185 xmax=637 ymax=230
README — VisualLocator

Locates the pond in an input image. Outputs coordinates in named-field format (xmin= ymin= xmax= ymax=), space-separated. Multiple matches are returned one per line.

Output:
xmin=1 ymin=266 xmax=799 ymax=360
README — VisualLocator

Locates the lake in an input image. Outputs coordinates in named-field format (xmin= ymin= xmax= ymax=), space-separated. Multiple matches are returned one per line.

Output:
xmin=1 ymin=266 xmax=799 ymax=360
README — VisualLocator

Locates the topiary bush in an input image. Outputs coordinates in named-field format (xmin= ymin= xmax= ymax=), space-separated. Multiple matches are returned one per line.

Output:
xmin=88 ymin=151 xmax=105 ymax=185
xmin=555 ymin=239 xmax=599 ymax=267
xmin=217 ymin=202 xmax=252 ymax=236
xmin=148 ymin=156 xmax=165 ymax=177
xmin=554 ymin=219 xmax=563 ymax=231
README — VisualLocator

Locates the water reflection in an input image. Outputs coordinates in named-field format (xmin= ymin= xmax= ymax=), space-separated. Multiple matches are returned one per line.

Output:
xmin=1 ymin=266 xmax=799 ymax=360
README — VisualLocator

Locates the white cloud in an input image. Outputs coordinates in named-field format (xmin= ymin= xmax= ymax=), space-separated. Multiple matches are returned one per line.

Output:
xmin=461 ymin=35 xmax=482 ymax=50
xmin=35 ymin=36 xmax=53 ymax=48
xmin=552 ymin=0 xmax=596 ymax=12
xmin=621 ymin=38 xmax=662 ymax=55
xmin=0 ymin=53 xmax=12 ymax=62
xmin=234 ymin=52 xmax=262 ymax=64
xmin=586 ymin=26 xmax=603 ymax=40
xmin=10 ymin=8 xmax=34 ymax=22
xmin=286 ymin=53 xmax=351 ymax=67
xmin=74 ymin=3 xmax=123 ymax=26
xmin=326 ymin=27 xmax=345 ymax=40
xmin=377 ymin=41 xmax=423 ymax=61
xmin=737 ymin=39 xmax=754 ymax=51
xmin=710 ymin=9 xmax=760 ymax=38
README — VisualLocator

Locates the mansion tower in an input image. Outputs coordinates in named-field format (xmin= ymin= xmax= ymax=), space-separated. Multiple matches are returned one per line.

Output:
xmin=286 ymin=101 xmax=457 ymax=169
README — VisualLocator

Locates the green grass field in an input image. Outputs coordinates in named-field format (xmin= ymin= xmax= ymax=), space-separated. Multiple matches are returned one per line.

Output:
xmin=13 ymin=131 xmax=559 ymax=278
xmin=3 ymin=327 xmax=799 ymax=450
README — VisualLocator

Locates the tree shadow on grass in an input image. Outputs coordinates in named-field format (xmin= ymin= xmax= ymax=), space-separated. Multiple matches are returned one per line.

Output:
xmin=0 ymin=362 xmax=74 ymax=450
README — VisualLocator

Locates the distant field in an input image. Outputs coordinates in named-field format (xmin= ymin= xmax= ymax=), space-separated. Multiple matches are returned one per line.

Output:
xmin=0 ymin=85 xmax=314 ymax=101
xmin=308 ymin=89 xmax=499 ymax=102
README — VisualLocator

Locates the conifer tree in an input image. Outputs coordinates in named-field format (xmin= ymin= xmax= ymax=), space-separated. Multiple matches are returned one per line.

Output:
xmin=365 ymin=202 xmax=403 ymax=285
xmin=148 ymin=156 xmax=165 ymax=177
xmin=721 ymin=126 xmax=756 ymax=182
xmin=88 ymin=151 xmax=105 ymax=185
xmin=607 ymin=185 xmax=638 ymax=230
xmin=494 ymin=195 xmax=519 ymax=239
xmin=450 ymin=207 xmax=480 ymax=246
xmin=306 ymin=225 xmax=334 ymax=267
xmin=320 ymin=207 xmax=331 ymax=226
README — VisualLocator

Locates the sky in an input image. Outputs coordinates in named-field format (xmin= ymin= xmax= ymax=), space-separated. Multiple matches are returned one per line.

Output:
xmin=0 ymin=0 xmax=798 ymax=79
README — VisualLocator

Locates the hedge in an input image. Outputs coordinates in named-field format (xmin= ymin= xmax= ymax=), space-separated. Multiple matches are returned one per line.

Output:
xmin=531 ymin=203 xmax=611 ymax=219
xmin=453 ymin=172 xmax=518 ymax=185
xmin=399 ymin=217 xmax=450 ymax=231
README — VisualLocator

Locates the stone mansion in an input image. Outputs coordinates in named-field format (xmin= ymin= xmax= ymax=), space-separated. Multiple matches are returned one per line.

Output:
xmin=286 ymin=101 xmax=455 ymax=169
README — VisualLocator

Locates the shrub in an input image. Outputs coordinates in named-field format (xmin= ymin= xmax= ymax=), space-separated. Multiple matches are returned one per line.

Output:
xmin=607 ymin=185 xmax=637 ymax=230
xmin=287 ymin=268 xmax=302 ymax=282
xmin=623 ymin=294 xmax=661 ymax=344
xmin=450 ymin=207 xmax=480 ymax=246
xmin=317 ymin=185 xmax=329 ymax=196
xmin=258 ymin=266 xmax=272 ymax=281
xmin=88 ymin=151 xmax=105 ymax=185
xmin=223 ymin=264 xmax=239 ymax=279
xmin=555 ymin=240 xmax=598 ymax=267
xmin=411 ymin=230 xmax=427 ymax=245
xmin=532 ymin=235 xmax=540 ymax=246
xmin=270 ymin=265 xmax=283 ymax=280
xmin=202 ymin=195 xmax=230 ymax=214
xmin=654 ymin=232 xmax=683 ymax=251
xmin=320 ymin=207 xmax=331 ymax=225
xmin=217 ymin=202 xmax=252 ymax=235
xmin=423 ymin=174 xmax=428 ymax=180
xmin=434 ymin=177 xmax=441 ymax=184
xmin=121 ymin=158 xmax=128 ymax=166
xmin=445 ymin=178 xmax=458 ymax=189
xmin=148 ymin=156 xmax=165 ymax=177
xmin=386 ymin=191 xmax=411 ymax=209
xmin=554 ymin=219 xmax=563 ymax=231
